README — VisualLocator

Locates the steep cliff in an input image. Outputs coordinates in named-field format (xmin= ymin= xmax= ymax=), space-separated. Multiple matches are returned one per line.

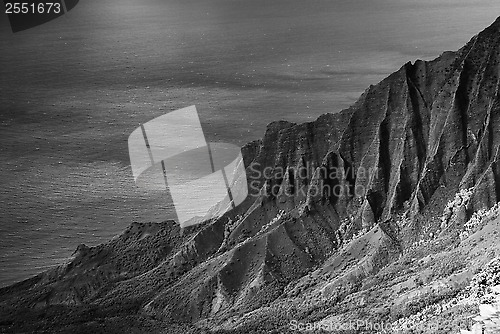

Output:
xmin=2 ymin=17 xmax=500 ymax=334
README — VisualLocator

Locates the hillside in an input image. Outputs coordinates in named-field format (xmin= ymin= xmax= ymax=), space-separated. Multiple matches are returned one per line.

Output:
xmin=1 ymin=17 xmax=500 ymax=334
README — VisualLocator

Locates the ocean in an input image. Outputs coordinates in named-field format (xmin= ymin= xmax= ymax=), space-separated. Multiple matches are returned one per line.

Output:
xmin=1 ymin=0 xmax=499 ymax=287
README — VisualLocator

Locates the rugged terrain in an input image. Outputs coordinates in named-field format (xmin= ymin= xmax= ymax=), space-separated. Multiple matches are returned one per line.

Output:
xmin=2 ymin=17 xmax=500 ymax=334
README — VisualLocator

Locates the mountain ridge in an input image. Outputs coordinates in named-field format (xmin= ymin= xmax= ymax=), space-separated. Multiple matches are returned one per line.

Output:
xmin=2 ymin=16 xmax=500 ymax=334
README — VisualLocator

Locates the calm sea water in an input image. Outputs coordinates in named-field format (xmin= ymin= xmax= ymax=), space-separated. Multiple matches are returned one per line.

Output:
xmin=1 ymin=0 xmax=499 ymax=287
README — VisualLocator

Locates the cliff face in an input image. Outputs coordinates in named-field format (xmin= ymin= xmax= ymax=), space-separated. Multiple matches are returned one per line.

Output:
xmin=244 ymin=16 xmax=500 ymax=239
xmin=249 ymin=17 xmax=500 ymax=222
xmin=1 ymin=17 xmax=500 ymax=334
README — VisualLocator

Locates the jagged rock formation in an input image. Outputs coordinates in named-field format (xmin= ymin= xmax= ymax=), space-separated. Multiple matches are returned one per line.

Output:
xmin=1 ymin=17 xmax=500 ymax=334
